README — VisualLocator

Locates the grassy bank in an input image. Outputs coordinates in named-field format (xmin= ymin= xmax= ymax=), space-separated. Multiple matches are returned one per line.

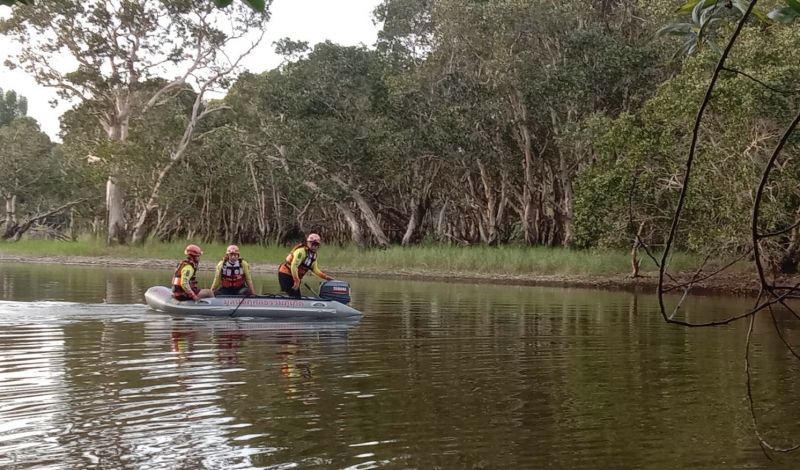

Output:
xmin=0 ymin=238 xmax=743 ymax=277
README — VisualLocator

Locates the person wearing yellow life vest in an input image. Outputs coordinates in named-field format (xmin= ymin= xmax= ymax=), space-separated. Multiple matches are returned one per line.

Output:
xmin=172 ymin=244 xmax=215 ymax=301
xmin=278 ymin=233 xmax=333 ymax=298
xmin=210 ymin=244 xmax=256 ymax=296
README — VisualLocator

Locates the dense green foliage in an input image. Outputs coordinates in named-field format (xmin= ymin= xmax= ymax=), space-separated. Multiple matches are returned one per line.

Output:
xmin=0 ymin=90 xmax=73 ymax=240
xmin=576 ymin=15 xmax=800 ymax=265
xmin=0 ymin=88 xmax=28 ymax=126
xmin=2 ymin=0 xmax=800 ymax=270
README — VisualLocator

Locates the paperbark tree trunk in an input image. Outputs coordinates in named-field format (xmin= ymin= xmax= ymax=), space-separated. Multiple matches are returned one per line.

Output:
xmin=630 ymin=221 xmax=645 ymax=278
xmin=130 ymin=159 xmax=176 ymax=244
xmin=401 ymin=159 xmax=440 ymax=246
xmin=336 ymin=202 xmax=366 ymax=247
xmin=401 ymin=197 xmax=427 ymax=246
xmin=248 ymin=159 xmax=269 ymax=240
xmin=351 ymin=189 xmax=389 ymax=247
xmin=510 ymin=89 xmax=538 ymax=245
xmin=105 ymin=112 xmax=129 ymax=244
xmin=2 ymin=194 xmax=17 ymax=239
xmin=559 ymin=156 xmax=574 ymax=246
xmin=435 ymin=201 xmax=449 ymax=242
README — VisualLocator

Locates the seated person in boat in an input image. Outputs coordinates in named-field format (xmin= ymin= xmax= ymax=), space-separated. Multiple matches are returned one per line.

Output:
xmin=278 ymin=233 xmax=333 ymax=299
xmin=173 ymin=244 xmax=215 ymax=301
xmin=210 ymin=244 xmax=256 ymax=296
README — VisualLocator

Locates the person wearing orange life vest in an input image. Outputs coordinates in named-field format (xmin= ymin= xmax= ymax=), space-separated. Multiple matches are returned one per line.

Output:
xmin=278 ymin=233 xmax=333 ymax=298
xmin=210 ymin=244 xmax=256 ymax=296
xmin=172 ymin=244 xmax=215 ymax=301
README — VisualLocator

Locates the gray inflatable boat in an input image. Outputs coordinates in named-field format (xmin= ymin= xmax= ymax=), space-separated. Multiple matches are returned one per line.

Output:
xmin=144 ymin=280 xmax=362 ymax=320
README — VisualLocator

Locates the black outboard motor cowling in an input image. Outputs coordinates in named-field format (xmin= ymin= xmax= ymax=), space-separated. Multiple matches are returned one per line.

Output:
xmin=319 ymin=280 xmax=352 ymax=304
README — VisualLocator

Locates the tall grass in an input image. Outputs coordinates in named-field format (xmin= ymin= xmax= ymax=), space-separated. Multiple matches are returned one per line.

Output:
xmin=322 ymin=244 xmax=716 ymax=276
xmin=0 ymin=237 xmax=745 ymax=277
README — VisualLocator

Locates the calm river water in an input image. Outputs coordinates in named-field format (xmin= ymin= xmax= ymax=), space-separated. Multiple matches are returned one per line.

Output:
xmin=1 ymin=261 xmax=799 ymax=469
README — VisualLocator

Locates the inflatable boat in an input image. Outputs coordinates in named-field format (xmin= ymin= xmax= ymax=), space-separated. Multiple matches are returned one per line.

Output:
xmin=145 ymin=280 xmax=362 ymax=320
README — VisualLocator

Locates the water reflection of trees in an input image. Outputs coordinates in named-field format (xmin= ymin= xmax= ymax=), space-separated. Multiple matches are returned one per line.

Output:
xmin=0 ymin=263 xmax=170 ymax=303
xmin=356 ymin=280 xmax=800 ymax=466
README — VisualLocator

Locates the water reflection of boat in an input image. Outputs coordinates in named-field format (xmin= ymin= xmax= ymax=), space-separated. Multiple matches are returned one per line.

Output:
xmin=164 ymin=317 xmax=359 ymax=365
xmin=168 ymin=317 xmax=362 ymax=332
xmin=144 ymin=284 xmax=363 ymax=320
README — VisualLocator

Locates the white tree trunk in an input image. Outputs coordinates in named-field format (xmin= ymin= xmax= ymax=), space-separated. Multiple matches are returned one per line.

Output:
xmin=105 ymin=113 xmax=129 ymax=244
xmin=131 ymin=159 xmax=177 ymax=244
xmin=335 ymin=202 xmax=365 ymax=247
xmin=401 ymin=197 xmax=423 ymax=246
xmin=435 ymin=201 xmax=448 ymax=242
xmin=248 ymin=160 xmax=268 ymax=239
xmin=351 ymin=189 xmax=389 ymax=247
xmin=106 ymin=176 xmax=126 ymax=244
xmin=5 ymin=194 xmax=16 ymax=224
xmin=3 ymin=194 xmax=17 ymax=239
xmin=510 ymin=89 xmax=537 ymax=245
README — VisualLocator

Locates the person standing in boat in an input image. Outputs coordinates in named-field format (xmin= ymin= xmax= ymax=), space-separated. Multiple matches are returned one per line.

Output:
xmin=278 ymin=233 xmax=333 ymax=298
xmin=172 ymin=244 xmax=215 ymax=301
xmin=210 ymin=244 xmax=257 ymax=296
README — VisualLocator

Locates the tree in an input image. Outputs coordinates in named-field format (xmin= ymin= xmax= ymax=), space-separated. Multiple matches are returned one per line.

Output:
xmin=221 ymin=43 xmax=399 ymax=247
xmin=0 ymin=87 xmax=28 ymax=126
xmin=0 ymin=117 xmax=71 ymax=240
xmin=1 ymin=0 xmax=269 ymax=243
xmin=376 ymin=0 xmax=667 ymax=246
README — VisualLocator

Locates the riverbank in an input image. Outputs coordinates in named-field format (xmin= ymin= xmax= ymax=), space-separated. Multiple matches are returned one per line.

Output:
xmin=0 ymin=252 xmax=769 ymax=297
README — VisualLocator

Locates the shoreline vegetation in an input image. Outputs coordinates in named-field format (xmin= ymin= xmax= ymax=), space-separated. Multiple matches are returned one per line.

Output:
xmin=0 ymin=240 xmax=769 ymax=297
xmin=3 ymin=3 xmax=800 ymax=303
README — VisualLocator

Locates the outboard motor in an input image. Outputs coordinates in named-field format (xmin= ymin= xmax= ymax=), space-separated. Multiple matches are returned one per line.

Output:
xmin=319 ymin=280 xmax=352 ymax=304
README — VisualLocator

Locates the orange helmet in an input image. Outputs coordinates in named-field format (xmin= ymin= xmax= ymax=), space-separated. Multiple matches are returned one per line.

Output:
xmin=184 ymin=244 xmax=203 ymax=256
xmin=226 ymin=244 xmax=240 ymax=255
xmin=306 ymin=233 xmax=321 ymax=244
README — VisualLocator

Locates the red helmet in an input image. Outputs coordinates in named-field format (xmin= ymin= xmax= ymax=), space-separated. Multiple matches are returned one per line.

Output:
xmin=184 ymin=244 xmax=203 ymax=256
xmin=306 ymin=233 xmax=321 ymax=244
xmin=226 ymin=244 xmax=240 ymax=255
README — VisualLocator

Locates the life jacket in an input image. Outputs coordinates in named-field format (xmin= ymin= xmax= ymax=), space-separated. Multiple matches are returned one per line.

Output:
xmin=220 ymin=258 xmax=246 ymax=288
xmin=280 ymin=243 xmax=316 ymax=278
xmin=172 ymin=259 xmax=198 ymax=296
